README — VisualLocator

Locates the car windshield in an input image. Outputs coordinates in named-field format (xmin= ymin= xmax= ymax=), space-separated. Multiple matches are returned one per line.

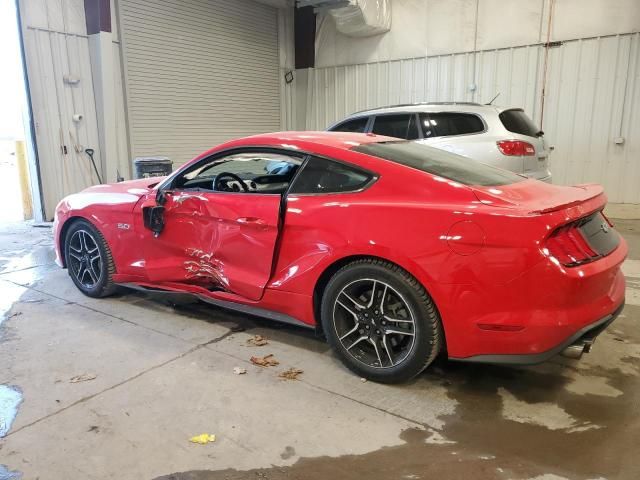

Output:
xmin=352 ymin=140 xmax=526 ymax=187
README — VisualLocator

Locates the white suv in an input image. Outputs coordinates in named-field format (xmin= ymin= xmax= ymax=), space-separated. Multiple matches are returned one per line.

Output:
xmin=328 ymin=102 xmax=552 ymax=182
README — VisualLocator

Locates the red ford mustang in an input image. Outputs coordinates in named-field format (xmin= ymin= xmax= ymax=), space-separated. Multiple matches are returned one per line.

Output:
xmin=54 ymin=132 xmax=626 ymax=383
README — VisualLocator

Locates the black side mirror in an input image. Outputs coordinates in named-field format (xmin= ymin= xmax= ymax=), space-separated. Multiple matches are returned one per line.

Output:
xmin=143 ymin=205 xmax=165 ymax=237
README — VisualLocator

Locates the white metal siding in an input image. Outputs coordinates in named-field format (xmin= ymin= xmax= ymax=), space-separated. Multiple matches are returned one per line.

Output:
xmin=19 ymin=0 xmax=102 ymax=220
xmin=118 ymin=0 xmax=281 ymax=167
xmin=18 ymin=0 xmax=130 ymax=219
xmin=288 ymin=33 xmax=640 ymax=204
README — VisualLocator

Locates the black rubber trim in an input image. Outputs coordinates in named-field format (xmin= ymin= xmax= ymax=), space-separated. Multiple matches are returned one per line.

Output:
xmin=452 ymin=302 xmax=625 ymax=366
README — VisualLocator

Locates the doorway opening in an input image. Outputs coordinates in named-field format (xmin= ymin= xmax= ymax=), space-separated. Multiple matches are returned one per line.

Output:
xmin=0 ymin=0 xmax=42 ymax=223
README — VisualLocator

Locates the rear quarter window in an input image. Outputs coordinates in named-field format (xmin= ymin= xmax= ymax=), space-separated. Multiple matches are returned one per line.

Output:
xmin=499 ymin=109 xmax=540 ymax=137
xmin=353 ymin=141 xmax=525 ymax=187
xmin=289 ymin=156 xmax=374 ymax=194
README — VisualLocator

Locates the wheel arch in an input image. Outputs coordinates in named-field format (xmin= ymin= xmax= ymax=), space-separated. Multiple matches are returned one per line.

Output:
xmin=312 ymin=254 xmax=447 ymax=351
xmin=58 ymin=215 xmax=95 ymax=268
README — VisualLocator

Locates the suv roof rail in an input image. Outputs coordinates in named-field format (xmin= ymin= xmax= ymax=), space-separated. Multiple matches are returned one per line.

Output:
xmin=350 ymin=101 xmax=483 ymax=116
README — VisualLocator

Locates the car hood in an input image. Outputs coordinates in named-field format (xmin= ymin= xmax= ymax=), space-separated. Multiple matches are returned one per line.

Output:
xmin=82 ymin=177 xmax=166 ymax=197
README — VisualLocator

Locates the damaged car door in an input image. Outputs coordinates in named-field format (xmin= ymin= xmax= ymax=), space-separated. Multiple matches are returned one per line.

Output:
xmin=139 ymin=150 xmax=302 ymax=301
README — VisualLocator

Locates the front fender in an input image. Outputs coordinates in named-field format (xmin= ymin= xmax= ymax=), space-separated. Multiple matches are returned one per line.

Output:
xmin=53 ymin=191 xmax=145 ymax=271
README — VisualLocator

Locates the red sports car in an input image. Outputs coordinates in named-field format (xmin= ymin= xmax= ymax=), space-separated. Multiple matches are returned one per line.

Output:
xmin=54 ymin=132 xmax=626 ymax=383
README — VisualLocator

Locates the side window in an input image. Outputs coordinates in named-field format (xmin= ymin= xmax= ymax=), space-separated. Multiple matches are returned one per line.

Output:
xmin=371 ymin=114 xmax=418 ymax=139
xmin=330 ymin=117 xmax=369 ymax=133
xmin=173 ymin=152 xmax=301 ymax=194
xmin=290 ymin=156 xmax=373 ymax=194
xmin=419 ymin=113 xmax=484 ymax=138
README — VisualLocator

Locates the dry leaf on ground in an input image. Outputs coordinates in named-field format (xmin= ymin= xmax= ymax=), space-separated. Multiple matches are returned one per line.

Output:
xmin=246 ymin=334 xmax=269 ymax=346
xmin=278 ymin=368 xmax=304 ymax=380
xmin=70 ymin=373 xmax=97 ymax=383
xmin=250 ymin=354 xmax=279 ymax=367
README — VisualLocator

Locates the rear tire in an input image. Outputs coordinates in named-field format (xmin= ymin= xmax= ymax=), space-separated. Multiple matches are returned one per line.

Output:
xmin=321 ymin=258 xmax=443 ymax=383
xmin=64 ymin=220 xmax=117 ymax=298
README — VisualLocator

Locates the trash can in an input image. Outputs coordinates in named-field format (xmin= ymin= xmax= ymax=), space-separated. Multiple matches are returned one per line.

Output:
xmin=133 ymin=156 xmax=173 ymax=179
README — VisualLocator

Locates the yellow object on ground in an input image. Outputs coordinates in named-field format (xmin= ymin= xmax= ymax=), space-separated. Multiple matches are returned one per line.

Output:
xmin=189 ymin=433 xmax=216 ymax=444
xmin=15 ymin=141 xmax=33 ymax=220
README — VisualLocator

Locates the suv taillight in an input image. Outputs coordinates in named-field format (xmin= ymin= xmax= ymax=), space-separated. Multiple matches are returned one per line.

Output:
xmin=497 ymin=140 xmax=535 ymax=156
xmin=545 ymin=224 xmax=598 ymax=266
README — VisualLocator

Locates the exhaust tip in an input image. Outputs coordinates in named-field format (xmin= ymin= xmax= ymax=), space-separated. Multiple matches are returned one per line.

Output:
xmin=561 ymin=344 xmax=586 ymax=360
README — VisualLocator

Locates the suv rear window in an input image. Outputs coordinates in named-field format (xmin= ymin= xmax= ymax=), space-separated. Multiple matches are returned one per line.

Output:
xmin=352 ymin=141 xmax=525 ymax=187
xmin=331 ymin=117 xmax=369 ymax=133
xmin=420 ymin=112 xmax=484 ymax=138
xmin=499 ymin=109 xmax=540 ymax=137
xmin=371 ymin=114 xmax=420 ymax=140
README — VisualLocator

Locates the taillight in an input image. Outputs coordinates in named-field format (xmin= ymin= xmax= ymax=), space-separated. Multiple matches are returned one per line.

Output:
xmin=545 ymin=224 xmax=598 ymax=266
xmin=497 ymin=140 xmax=536 ymax=156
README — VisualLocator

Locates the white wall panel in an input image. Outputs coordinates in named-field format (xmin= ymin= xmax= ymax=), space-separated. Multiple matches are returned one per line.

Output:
xmin=112 ymin=42 xmax=130 ymax=179
xmin=316 ymin=0 xmax=640 ymax=68
xmin=288 ymin=33 xmax=640 ymax=203
xmin=21 ymin=0 xmax=86 ymax=34
xmin=119 ymin=0 xmax=281 ymax=167
xmin=22 ymin=27 xmax=103 ymax=218
xmin=20 ymin=0 xmax=131 ymax=218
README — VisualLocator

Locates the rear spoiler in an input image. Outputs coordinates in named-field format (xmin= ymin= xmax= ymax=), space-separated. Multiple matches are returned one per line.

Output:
xmin=528 ymin=184 xmax=605 ymax=215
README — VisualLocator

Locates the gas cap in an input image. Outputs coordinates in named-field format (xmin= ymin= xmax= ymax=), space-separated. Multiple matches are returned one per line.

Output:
xmin=446 ymin=221 xmax=485 ymax=255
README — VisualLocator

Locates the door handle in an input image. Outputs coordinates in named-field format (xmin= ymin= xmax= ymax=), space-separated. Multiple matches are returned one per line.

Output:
xmin=236 ymin=217 xmax=266 ymax=226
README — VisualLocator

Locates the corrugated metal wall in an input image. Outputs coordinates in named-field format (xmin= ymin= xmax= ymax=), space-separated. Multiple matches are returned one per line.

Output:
xmin=18 ymin=0 xmax=129 ymax=219
xmin=286 ymin=33 xmax=640 ymax=204
xmin=118 ymin=0 xmax=281 ymax=167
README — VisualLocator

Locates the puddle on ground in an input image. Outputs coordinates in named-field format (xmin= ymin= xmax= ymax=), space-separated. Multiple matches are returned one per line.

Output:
xmin=152 ymin=428 xmax=549 ymax=480
xmin=0 ymin=245 xmax=55 ymax=274
xmin=0 ymin=281 xmax=26 ymax=330
xmin=0 ymin=465 xmax=21 ymax=480
xmin=0 ymin=385 xmax=22 ymax=437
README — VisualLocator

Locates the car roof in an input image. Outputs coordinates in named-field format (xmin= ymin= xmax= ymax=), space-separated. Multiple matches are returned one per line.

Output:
xmin=344 ymin=102 xmax=518 ymax=118
xmin=227 ymin=131 xmax=392 ymax=150
xmin=187 ymin=131 xmax=396 ymax=166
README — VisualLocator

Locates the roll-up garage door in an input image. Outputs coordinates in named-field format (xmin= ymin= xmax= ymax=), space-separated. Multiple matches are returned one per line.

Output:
xmin=118 ymin=0 xmax=281 ymax=167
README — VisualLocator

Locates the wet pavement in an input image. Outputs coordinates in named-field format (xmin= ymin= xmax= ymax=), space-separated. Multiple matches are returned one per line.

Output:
xmin=0 ymin=220 xmax=638 ymax=479
xmin=0 ymin=386 xmax=21 ymax=438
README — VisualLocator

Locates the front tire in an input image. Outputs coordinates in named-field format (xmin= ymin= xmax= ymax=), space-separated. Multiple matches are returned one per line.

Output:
xmin=321 ymin=259 xmax=443 ymax=383
xmin=64 ymin=220 xmax=117 ymax=298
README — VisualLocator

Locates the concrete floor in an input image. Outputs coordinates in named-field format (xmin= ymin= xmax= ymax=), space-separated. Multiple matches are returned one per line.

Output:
xmin=0 ymin=219 xmax=638 ymax=480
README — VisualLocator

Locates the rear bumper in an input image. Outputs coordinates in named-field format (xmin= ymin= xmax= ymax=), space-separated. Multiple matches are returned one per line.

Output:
xmin=454 ymin=302 xmax=624 ymax=365
xmin=439 ymin=236 xmax=628 ymax=360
